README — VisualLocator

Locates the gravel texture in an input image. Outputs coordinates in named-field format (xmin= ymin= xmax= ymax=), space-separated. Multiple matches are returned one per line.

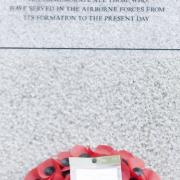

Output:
xmin=0 ymin=50 xmax=180 ymax=180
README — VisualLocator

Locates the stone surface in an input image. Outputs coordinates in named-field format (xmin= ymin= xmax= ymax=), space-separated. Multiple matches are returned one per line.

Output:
xmin=0 ymin=50 xmax=180 ymax=180
xmin=0 ymin=0 xmax=180 ymax=48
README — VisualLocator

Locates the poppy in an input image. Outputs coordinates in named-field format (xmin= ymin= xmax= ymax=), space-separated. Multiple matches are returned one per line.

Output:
xmin=25 ymin=145 xmax=160 ymax=180
xmin=57 ymin=152 xmax=71 ymax=167
xmin=94 ymin=145 xmax=114 ymax=155
xmin=25 ymin=159 xmax=64 ymax=180
xmin=121 ymin=159 xmax=131 ymax=180
xmin=24 ymin=168 xmax=41 ymax=180
xmin=70 ymin=145 xmax=94 ymax=157
xmin=143 ymin=168 xmax=160 ymax=180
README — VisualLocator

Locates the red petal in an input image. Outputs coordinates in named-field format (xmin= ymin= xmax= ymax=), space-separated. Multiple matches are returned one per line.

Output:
xmin=128 ymin=156 xmax=145 ymax=170
xmin=143 ymin=168 xmax=160 ymax=180
xmin=57 ymin=151 xmax=71 ymax=167
xmin=70 ymin=145 xmax=90 ymax=157
xmin=24 ymin=168 xmax=40 ymax=180
xmin=116 ymin=150 xmax=133 ymax=161
xmin=58 ymin=152 xmax=71 ymax=161
xmin=62 ymin=167 xmax=70 ymax=172
xmin=65 ymin=174 xmax=70 ymax=180
xmin=95 ymin=145 xmax=114 ymax=155
xmin=87 ymin=147 xmax=103 ymax=157
xmin=121 ymin=161 xmax=131 ymax=180
xmin=52 ymin=173 xmax=64 ymax=180
xmin=86 ymin=147 xmax=97 ymax=156
xmin=37 ymin=159 xmax=60 ymax=178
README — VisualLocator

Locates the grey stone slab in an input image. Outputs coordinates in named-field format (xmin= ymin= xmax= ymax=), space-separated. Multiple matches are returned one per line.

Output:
xmin=0 ymin=0 xmax=180 ymax=48
xmin=0 ymin=50 xmax=180 ymax=180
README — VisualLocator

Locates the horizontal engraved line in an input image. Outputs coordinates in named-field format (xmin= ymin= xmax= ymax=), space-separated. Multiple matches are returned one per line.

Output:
xmin=0 ymin=47 xmax=180 ymax=51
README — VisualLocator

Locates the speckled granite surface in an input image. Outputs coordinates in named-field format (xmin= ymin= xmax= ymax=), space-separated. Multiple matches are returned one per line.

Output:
xmin=0 ymin=50 xmax=180 ymax=180
xmin=0 ymin=0 xmax=180 ymax=48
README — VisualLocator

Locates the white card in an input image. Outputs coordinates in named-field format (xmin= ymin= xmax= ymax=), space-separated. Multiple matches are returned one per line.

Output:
xmin=70 ymin=156 xmax=122 ymax=180
xmin=76 ymin=167 xmax=120 ymax=180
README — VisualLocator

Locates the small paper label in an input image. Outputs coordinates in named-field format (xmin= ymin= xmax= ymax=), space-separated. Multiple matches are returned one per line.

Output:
xmin=69 ymin=156 xmax=122 ymax=180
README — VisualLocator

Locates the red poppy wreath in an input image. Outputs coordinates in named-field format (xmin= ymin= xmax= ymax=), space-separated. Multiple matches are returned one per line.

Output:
xmin=25 ymin=145 xmax=160 ymax=180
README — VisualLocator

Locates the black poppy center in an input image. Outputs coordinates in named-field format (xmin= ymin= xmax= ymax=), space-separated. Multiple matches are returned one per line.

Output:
xmin=61 ymin=158 xmax=69 ymax=166
xmin=44 ymin=166 xmax=55 ymax=176
xmin=133 ymin=167 xmax=143 ymax=176
xmin=129 ymin=178 xmax=137 ymax=180
xmin=92 ymin=158 xmax=97 ymax=163
xmin=62 ymin=170 xmax=70 ymax=177
xmin=79 ymin=153 xmax=90 ymax=158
